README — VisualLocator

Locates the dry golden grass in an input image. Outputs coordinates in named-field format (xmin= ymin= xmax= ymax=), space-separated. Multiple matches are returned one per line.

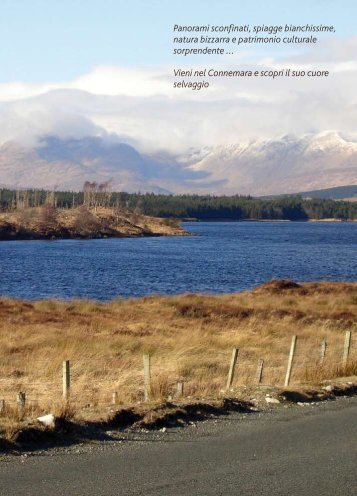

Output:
xmin=0 ymin=205 xmax=186 ymax=239
xmin=0 ymin=280 xmax=356 ymax=435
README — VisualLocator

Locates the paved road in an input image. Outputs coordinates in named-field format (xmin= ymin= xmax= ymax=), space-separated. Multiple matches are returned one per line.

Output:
xmin=0 ymin=398 xmax=356 ymax=496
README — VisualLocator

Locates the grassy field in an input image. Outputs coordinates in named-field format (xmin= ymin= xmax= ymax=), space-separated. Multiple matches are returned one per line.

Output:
xmin=0 ymin=280 xmax=356 ymax=438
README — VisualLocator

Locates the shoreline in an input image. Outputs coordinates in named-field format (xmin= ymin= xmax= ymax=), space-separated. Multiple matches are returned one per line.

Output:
xmin=182 ymin=218 xmax=356 ymax=223
xmin=1 ymin=217 xmax=355 ymax=241
xmin=0 ymin=231 xmax=189 ymax=242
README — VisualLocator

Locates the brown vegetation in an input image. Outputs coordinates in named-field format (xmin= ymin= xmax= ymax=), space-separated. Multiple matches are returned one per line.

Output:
xmin=0 ymin=280 xmax=356 ymax=442
xmin=0 ymin=205 xmax=187 ymax=240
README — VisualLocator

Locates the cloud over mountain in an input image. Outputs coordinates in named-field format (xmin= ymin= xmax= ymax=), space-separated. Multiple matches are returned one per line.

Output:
xmin=0 ymin=36 xmax=356 ymax=153
xmin=0 ymin=131 xmax=355 ymax=195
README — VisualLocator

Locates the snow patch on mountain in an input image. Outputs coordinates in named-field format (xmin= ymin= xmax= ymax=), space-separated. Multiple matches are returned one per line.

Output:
xmin=0 ymin=131 xmax=356 ymax=195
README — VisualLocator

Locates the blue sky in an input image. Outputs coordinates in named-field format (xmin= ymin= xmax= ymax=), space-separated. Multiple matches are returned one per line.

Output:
xmin=0 ymin=0 xmax=356 ymax=82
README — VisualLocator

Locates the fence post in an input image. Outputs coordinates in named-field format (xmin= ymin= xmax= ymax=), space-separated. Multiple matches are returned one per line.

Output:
xmin=342 ymin=331 xmax=352 ymax=368
xmin=284 ymin=336 xmax=297 ymax=387
xmin=0 ymin=399 xmax=5 ymax=413
xmin=320 ymin=340 xmax=327 ymax=366
xmin=143 ymin=353 xmax=151 ymax=402
xmin=256 ymin=359 xmax=264 ymax=384
xmin=112 ymin=392 xmax=118 ymax=405
xmin=176 ymin=381 xmax=184 ymax=397
xmin=63 ymin=360 xmax=70 ymax=399
xmin=226 ymin=348 xmax=239 ymax=390
xmin=17 ymin=391 xmax=26 ymax=408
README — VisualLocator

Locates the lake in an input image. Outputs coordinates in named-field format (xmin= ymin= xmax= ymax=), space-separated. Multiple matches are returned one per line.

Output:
xmin=0 ymin=222 xmax=356 ymax=300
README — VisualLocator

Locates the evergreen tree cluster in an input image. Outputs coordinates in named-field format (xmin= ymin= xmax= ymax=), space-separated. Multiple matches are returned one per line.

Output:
xmin=0 ymin=189 xmax=356 ymax=220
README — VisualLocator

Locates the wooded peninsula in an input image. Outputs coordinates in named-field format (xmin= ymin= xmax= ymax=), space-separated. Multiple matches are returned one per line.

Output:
xmin=0 ymin=188 xmax=355 ymax=222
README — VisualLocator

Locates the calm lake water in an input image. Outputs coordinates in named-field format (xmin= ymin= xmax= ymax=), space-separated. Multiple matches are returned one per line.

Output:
xmin=0 ymin=222 xmax=356 ymax=300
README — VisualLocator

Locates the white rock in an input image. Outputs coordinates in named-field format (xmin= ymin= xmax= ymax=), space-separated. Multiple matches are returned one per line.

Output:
xmin=322 ymin=385 xmax=333 ymax=392
xmin=37 ymin=413 xmax=55 ymax=427
xmin=265 ymin=397 xmax=280 ymax=404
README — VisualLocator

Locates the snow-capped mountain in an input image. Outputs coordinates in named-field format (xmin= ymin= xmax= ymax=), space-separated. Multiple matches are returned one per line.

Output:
xmin=0 ymin=131 xmax=356 ymax=195
xmin=182 ymin=132 xmax=357 ymax=195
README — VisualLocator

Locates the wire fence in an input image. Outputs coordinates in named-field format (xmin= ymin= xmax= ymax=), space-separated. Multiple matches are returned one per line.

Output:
xmin=0 ymin=330 xmax=355 ymax=415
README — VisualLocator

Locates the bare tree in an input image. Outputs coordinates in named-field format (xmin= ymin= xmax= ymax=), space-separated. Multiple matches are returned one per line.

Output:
xmin=83 ymin=181 xmax=98 ymax=207
xmin=82 ymin=180 xmax=113 ymax=208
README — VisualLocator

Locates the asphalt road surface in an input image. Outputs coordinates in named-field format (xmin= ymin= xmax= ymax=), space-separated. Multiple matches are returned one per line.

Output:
xmin=0 ymin=397 xmax=356 ymax=496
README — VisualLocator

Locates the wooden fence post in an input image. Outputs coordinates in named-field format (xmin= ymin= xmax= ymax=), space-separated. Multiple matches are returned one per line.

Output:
xmin=226 ymin=348 xmax=239 ymax=390
xmin=284 ymin=336 xmax=297 ymax=387
xmin=256 ymin=359 xmax=264 ymax=384
xmin=0 ymin=399 xmax=5 ymax=413
xmin=176 ymin=381 xmax=184 ymax=397
xmin=143 ymin=354 xmax=151 ymax=402
xmin=342 ymin=331 xmax=352 ymax=368
xmin=63 ymin=360 xmax=70 ymax=399
xmin=320 ymin=340 xmax=327 ymax=366
xmin=112 ymin=392 xmax=118 ymax=405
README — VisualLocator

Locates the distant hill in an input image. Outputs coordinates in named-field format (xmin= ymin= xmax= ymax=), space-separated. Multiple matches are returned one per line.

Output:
xmin=262 ymin=185 xmax=357 ymax=201
xmin=298 ymin=185 xmax=357 ymax=200
xmin=0 ymin=136 xmax=207 ymax=194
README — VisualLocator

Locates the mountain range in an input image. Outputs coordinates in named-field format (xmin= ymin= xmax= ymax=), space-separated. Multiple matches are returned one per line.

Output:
xmin=0 ymin=131 xmax=356 ymax=195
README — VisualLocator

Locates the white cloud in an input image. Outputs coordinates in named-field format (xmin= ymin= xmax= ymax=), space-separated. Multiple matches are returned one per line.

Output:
xmin=0 ymin=82 xmax=57 ymax=102
xmin=334 ymin=61 xmax=357 ymax=72
xmin=0 ymin=36 xmax=356 ymax=152
xmin=71 ymin=66 xmax=175 ymax=97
